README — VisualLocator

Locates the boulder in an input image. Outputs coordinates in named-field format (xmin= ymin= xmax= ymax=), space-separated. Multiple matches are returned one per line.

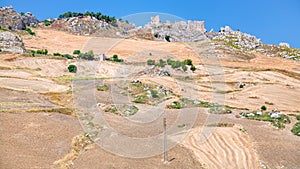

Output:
xmin=0 ymin=31 xmax=25 ymax=53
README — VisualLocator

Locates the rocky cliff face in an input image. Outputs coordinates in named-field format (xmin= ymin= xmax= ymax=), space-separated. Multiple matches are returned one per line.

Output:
xmin=0 ymin=31 xmax=26 ymax=53
xmin=144 ymin=15 xmax=206 ymax=42
xmin=0 ymin=6 xmax=38 ymax=30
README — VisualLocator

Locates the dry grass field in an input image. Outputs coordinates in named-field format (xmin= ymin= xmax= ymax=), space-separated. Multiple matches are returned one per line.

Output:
xmin=0 ymin=28 xmax=299 ymax=169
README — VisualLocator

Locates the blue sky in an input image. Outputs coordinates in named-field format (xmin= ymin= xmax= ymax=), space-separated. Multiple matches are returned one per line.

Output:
xmin=2 ymin=0 xmax=300 ymax=48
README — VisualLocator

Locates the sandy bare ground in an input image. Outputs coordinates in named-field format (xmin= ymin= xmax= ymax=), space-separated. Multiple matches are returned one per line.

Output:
xmin=0 ymin=112 xmax=82 ymax=169
xmin=10 ymin=57 xmax=72 ymax=77
xmin=0 ymin=77 xmax=69 ymax=93
xmin=183 ymin=126 xmax=259 ymax=169
xmin=22 ymin=28 xmax=91 ymax=54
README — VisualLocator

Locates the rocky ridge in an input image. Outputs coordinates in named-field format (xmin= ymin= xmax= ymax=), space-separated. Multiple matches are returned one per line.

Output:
xmin=0 ymin=6 xmax=38 ymax=30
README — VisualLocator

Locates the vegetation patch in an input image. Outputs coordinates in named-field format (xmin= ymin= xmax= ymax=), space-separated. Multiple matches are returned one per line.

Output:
xmin=147 ymin=58 xmax=196 ymax=72
xmin=96 ymin=84 xmax=109 ymax=91
xmin=166 ymin=98 xmax=242 ymax=113
xmin=25 ymin=27 xmax=35 ymax=36
xmin=206 ymin=123 xmax=235 ymax=127
xmin=68 ymin=65 xmax=77 ymax=73
xmin=291 ymin=122 xmax=300 ymax=136
xmin=102 ymin=104 xmax=139 ymax=116
xmin=128 ymin=80 xmax=175 ymax=105
xmin=239 ymin=111 xmax=291 ymax=129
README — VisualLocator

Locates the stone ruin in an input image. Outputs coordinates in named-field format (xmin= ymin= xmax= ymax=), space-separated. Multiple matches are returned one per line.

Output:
xmin=144 ymin=15 xmax=207 ymax=42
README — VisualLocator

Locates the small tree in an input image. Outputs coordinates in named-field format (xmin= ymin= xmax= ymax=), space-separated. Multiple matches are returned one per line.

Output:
xmin=78 ymin=51 xmax=94 ymax=60
xmin=147 ymin=59 xmax=155 ymax=65
xmin=190 ymin=65 xmax=196 ymax=72
xmin=73 ymin=50 xmax=81 ymax=55
xmin=68 ymin=64 xmax=77 ymax=73
xmin=165 ymin=35 xmax=171 ymax=42
xmin=184 ymin=59 xmax=193 ymax=66
xmin=261 ymin=105 xmax=267 ymax=111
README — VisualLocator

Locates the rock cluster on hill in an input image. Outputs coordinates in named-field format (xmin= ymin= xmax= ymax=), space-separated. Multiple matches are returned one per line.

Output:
xmin=206 ymin=26 xmax=262 ymax=51
xmin=50 ymin=16 xmax=135 ymax=36
xmin=0 ymin=6 xmax=38 ymax=30
xmin=144 ymin=15 xmax=206 ymax=42
xmin=0 ymin=31 xmax=25 ymax=53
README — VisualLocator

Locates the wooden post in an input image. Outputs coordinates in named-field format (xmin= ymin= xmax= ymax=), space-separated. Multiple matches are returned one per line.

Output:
xmin=163 ymin=118 xmax=168 ymax=163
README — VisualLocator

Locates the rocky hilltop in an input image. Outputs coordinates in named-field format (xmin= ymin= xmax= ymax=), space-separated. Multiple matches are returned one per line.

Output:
xmin=0 ymin=6 xmax=38 ymax=30
xmin=50 ymin=16 xmax=134 ymax=36
xmin=144 ymin=15 xmax=206 ymax=42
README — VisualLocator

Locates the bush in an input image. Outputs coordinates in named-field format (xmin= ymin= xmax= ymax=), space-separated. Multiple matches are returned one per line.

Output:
xmin=96 ymin=84 xmax=109 ymax=91
xmin=184 ymin=59 xmax=193 ymax=65
xmin=171 ymin=61 xmax=182 ymax=69
xmin=25 ymin=27 xmax=35 ymax=36
xmin=68 ymin=65 xmax=77 ymax=73
xmin=296 ymin=115 xmax=300 ymax=121
xmin=73 ymin=50 xmax=81 ymax=55
xmin=150 ymin=89 xmax=159 ymax=98
xmin=147 ymin=59 xmax=155 ymax=65
xmin=190 ymin=65 xmax=196 ymax=72
xmin=42 ymin=20 xmax=54 ymax=26
xmin=165 ymin=35 xmax=171 ymax=42
xmin=78 ymin=51 xmax=94 ymax=60
xmin=168 ymin=101 xmax=183 ymax=109
xmin=63 ymin=54 xmax=74 ymax=59
xmin=36 ymin=49 xmax=48 ymax=55
xmin=53 ymin=53 xmax=61 ymax=56
xmin=156 ymin=59 xmax=166 ymax=67
xmin=133 ymin=96 xmax=146 ymax=103
xmin=291 ymin=122 xmax=300 ymax=136
xmin=112 ymin=54 xmax=124 ymax=62
xmin=0 ymin=49 xmax=2 ymax=52
xmin=261 ymin=105 xmax=267 ymax=111
xmin=181 ymin=64 xmax=187 ymax=71
xmin=167 ymin=59 xmax=174 ymax=65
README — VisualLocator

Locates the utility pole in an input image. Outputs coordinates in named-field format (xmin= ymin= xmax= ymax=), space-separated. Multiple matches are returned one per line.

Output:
xmin=163 ymin=117 xmax=168 ymax=164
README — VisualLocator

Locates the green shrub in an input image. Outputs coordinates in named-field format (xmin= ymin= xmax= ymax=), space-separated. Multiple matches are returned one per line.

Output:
xmin=190 ymin=65 xmax=196 ymax=72
xmin=261 ymin=105 xmax=267 ymax=111
xmin=147 ymin=59 xmax=155 ymax=65
xmin=25 ymin=27 xmax=35 ymax=36
xmin=53 ymin=53 xmax=61 ymax=56
xmin=111 ymin=54 xmax=123 ymax=62
xmin=78 ymin=51 xmax=94 ymax=60
xmin=154 ymin=33 xmax=159 ymax=38
xmin=63 ymin=54 xmax=74 ymax=59
xmin=150 ymin=89 xmax=159 ymax=98
xmin=96 ymin=84 xmax=109 ymax=91
xmin=73 ymin=50 xmax=81 ymax=55
xmin=156 ymin=59 xmax=166 ymax=67
xmin=0 ymin=49 xmax=2 ymax=52
xmin=68 ymin=64 xmax=77 ymax=73
xmin=165 ymin=35 xmax=171 ymax=42
xmin=184 ymin=59 xmax=193 ymax=65
xmin=291 ymin=122 xmax=300 ymax=136
xmin=181 ymin=64 xmax=187 ymax=71
xmin=171 ymin=61 xmax=182 ymax=69
xmin=42 ymin=20 xmax=54 ymax=26
xmin=133 ymin=96 xmax=146 ymax=103
xmin=296 ymin=115 xmax=300 ymax=121
xmin=36 ymin=49 xmax=48 ymax=55
xmin=167 ymin=59 xmax=174 ymax=65
xmin=239 ymin=84 xmax=244 ymax=88
xmin=168 ymin=101 xmax=183 ymax=109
